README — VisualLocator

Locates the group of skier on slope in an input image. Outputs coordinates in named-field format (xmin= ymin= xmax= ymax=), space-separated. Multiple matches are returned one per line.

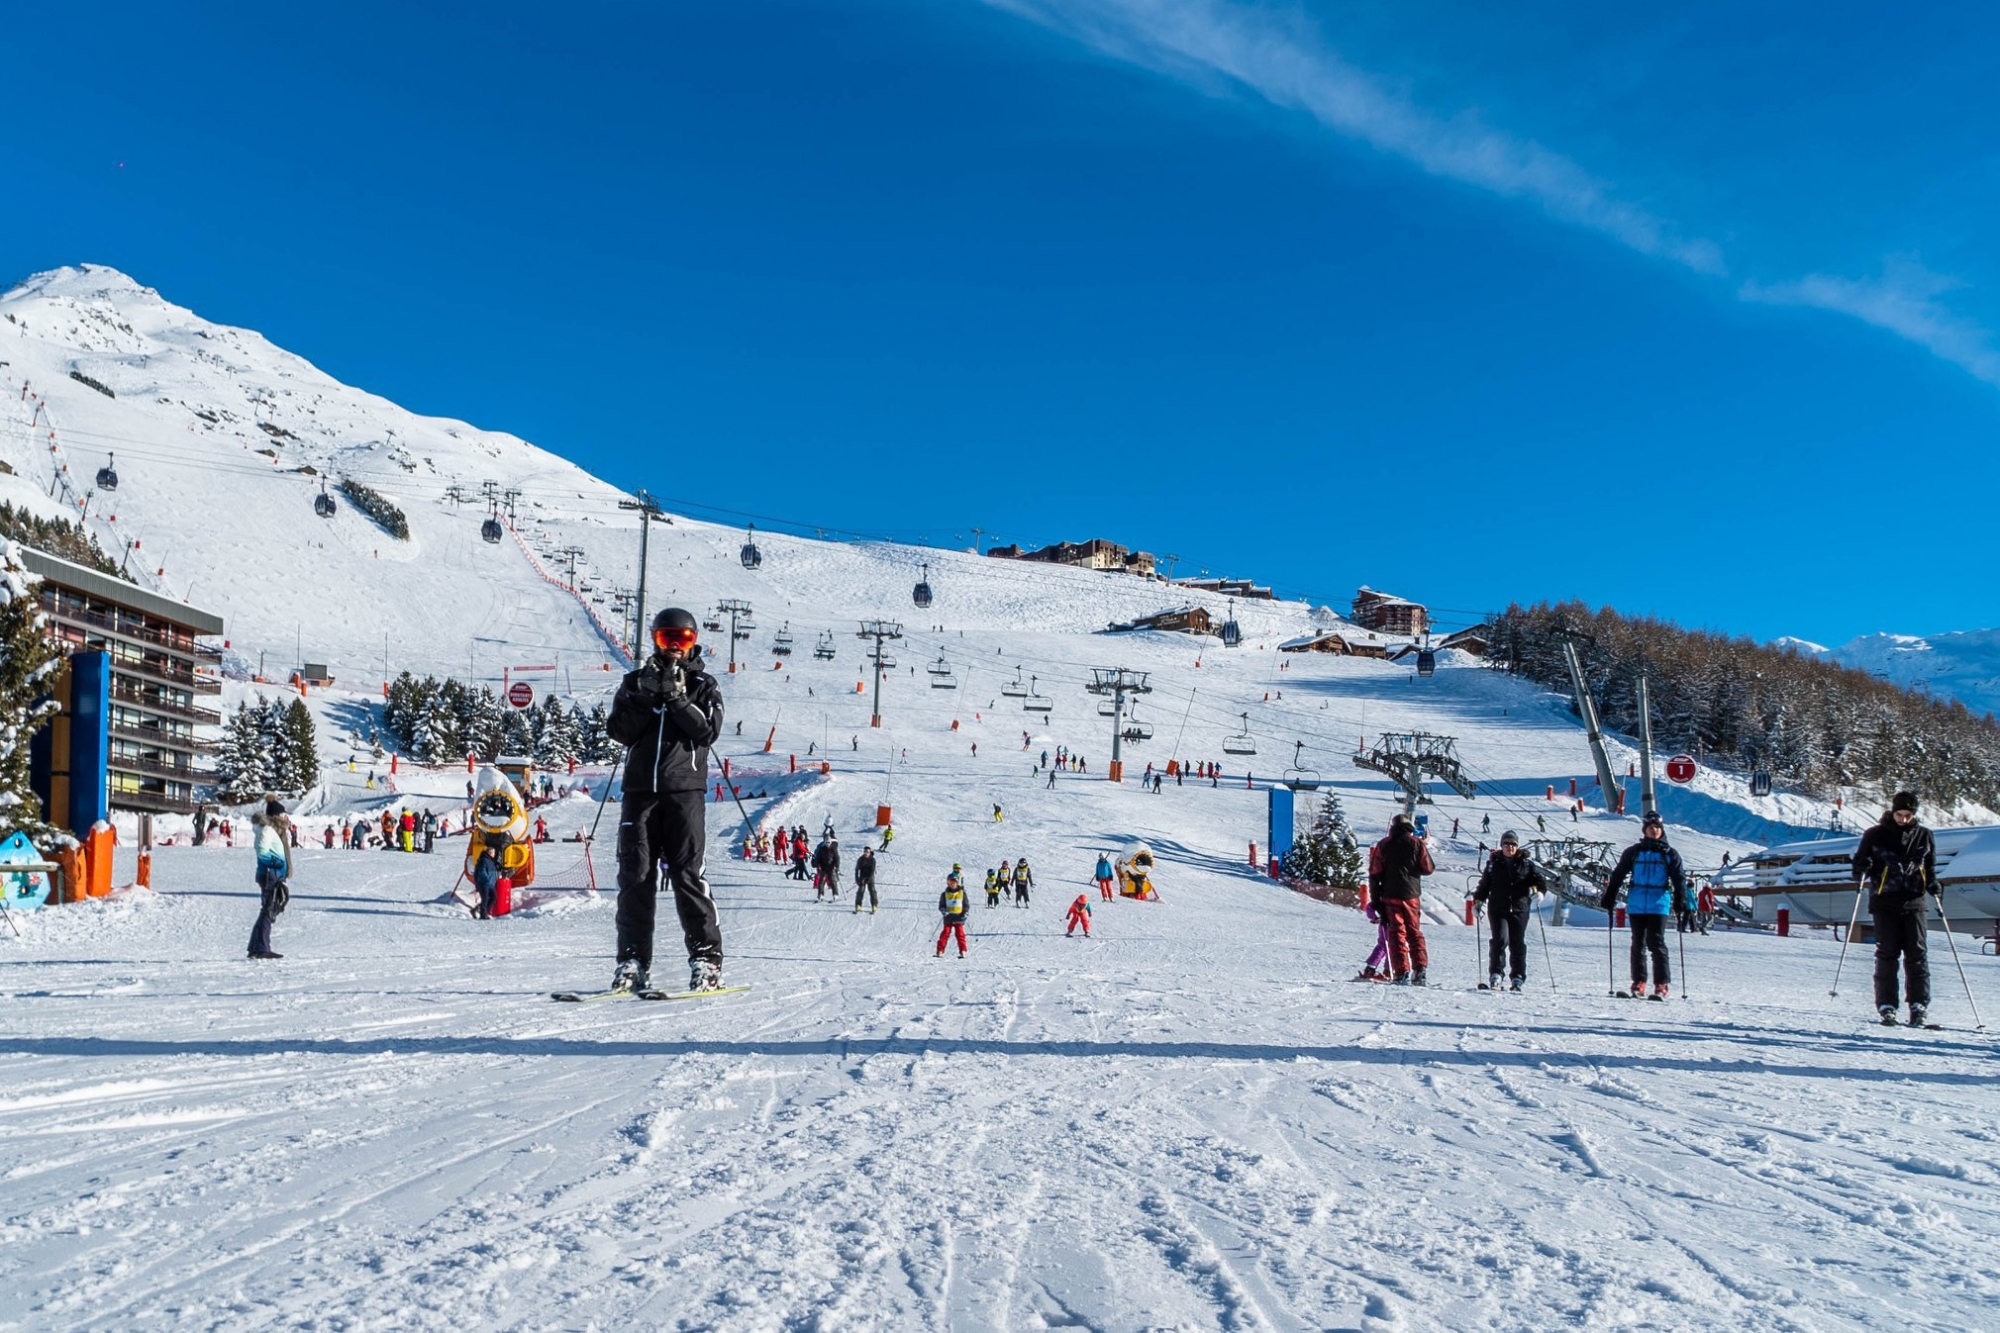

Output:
xmin=239 ymin=608 xmax=1961 ymax=1024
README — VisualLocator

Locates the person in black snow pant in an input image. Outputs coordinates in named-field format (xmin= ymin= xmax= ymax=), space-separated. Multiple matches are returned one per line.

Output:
xmin=853 ymin=846 xmax=878 ymax=914
xmin=1602 ymin=812 xmax=1688 ymax=999
xmin=606 ymin=608 xmax=726 ymax=994
xmin=1852 ymin=791 xmax=1939 ymax=1026
xmin=813 ymin=836 xmax=842 ymax=901
xmin=248 ymin=797 xmax=293 ymax=960
xmin=472 ymin=846 xmax=502 ymax=920
xmin=1472 ymin=830 xmax=1546 ymax=990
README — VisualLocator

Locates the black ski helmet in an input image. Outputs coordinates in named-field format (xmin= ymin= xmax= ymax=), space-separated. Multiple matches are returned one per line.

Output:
xmin=650 ymin=607 xmax=699 ymax=655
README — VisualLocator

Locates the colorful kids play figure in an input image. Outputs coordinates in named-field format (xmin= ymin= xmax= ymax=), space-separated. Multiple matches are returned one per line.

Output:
xmin=936 ymin=872 xmax=969 ymax=958
xmin=1065 ymin=893 xmax=1092 ymax=937
xmin=1094 ymin=853 xmax=1115 ymax=902
xmin=984 ymin=868 xmax=1002 ymax=908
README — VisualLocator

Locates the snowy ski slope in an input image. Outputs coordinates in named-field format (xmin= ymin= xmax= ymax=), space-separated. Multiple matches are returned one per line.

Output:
xmin=2 ymin=265 xmax=1995 ymax=1330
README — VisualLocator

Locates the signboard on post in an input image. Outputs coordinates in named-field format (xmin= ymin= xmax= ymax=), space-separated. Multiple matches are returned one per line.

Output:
xmin=1665 ymin=754 xmax=1697 ymax=784
xmin=507 ymin=681 xmax=535 ymax=709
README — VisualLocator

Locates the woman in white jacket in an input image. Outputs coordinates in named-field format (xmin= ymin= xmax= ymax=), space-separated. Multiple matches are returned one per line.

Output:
xmin=248 ymin=797 xmax=294 ymax=960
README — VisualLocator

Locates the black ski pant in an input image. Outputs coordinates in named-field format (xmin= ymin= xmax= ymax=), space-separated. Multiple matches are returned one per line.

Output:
xmin=855 ymin=877 xmax=877 ymax=910
xmin=1629 ymin=913 xmax=1670 ymax=986
xmin=1487 ymin=903 xmax=1529 ymax=981
xmin=1872 ymin=909 xmax=1930 ymax=1010
xmin=248 ymin=867 xmax=286 ymax=956
xmin=615 ymin=789 xmax=721 ymax=973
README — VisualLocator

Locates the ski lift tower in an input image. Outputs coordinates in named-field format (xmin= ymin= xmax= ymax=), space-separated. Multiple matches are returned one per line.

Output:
xmin=857 ymin=620 xmax=905 ymax=727
xmin=1558 ymin=630 xmax=1624 ymax=815
xmin=618 ymin=489 xmax=668 ymax=655
xmin=1086 ymin=667 xmax=1152 ymax=783
xmin=714 ymin=598 xmax=753 ymax=675
xmin=1353 ymin=731 xmax=1476 ymax=816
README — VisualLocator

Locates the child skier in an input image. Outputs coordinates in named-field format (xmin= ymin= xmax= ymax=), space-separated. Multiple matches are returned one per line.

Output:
xmin=1354 ymin=879 xmax=1392 ymax=981
xmin=1065 ymin=893 xmax=1092 ymax=937
xmin=247 ymin=798 xmax=293 ymax=960
xmin=1093 ymin=853 xmax=1115 ymax=902
xmin=936 ymin=871 xmax=969 ymax=958
xmin=997 ymin=859 xmax=1013 ymax=902
xmin=984 ymin=868 xmax=1002 ymax=908
xmin=1012 ymin=857 xmax=1034 ymax=907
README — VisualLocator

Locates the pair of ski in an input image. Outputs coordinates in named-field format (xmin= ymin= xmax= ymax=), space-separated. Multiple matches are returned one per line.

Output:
xmin=552 ymin=985 xmax=752 ymax=1003
xmin=1881 ymin=1014 xmax=1946 ymax=1031
xmin=1615 ymin=990 xmax=1672 ymax=1001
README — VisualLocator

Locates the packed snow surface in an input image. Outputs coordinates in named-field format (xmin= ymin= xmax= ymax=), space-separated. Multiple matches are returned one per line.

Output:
xmin=1 ymin=264 xmax=1995 ymax=1329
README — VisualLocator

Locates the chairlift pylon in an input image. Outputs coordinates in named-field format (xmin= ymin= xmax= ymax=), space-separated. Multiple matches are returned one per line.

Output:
xmin=913 ymin=562 xmax=933 ymax=610
xmin=1223 ymin=712 xmax=1257 ymax=757
xmin=96 ymin=453 xmax=119 ymax=492
xmin=1284 ymin=739 xmax=1322 ymax=790
xmin=740 ymin=522 xmax=763 ymax=571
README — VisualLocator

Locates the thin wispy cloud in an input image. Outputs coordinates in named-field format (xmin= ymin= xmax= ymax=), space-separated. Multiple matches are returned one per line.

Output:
xmin=988 ymin=0 xmax=2000 ymax=391
xmin=1744 ymin=263 xmax=2000 ymax=389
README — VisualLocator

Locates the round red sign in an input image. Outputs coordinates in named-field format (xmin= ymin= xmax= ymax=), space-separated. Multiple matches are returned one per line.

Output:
xmin=507 ymin=681 xmax=535 ymax=709
xmin=1665 ymin=754 xmax=1696 ymax=784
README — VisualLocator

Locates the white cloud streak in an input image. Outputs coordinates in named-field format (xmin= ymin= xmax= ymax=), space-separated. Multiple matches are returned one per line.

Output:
xmin=986 ymin=0 xmax=2000 ymax=391
xmin=987 ymin=0 xmax=1726 ymax=274
xmin=1743 ymin=263 xmax=2000 ymax=389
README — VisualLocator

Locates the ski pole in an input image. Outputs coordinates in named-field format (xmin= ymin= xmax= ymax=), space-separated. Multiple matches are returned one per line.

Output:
xmin=1677 ymin=915 xmax=1689 ymax=1001
xmin=1829 ymin=880 xmax=1865 ymax=996
xmin=1535 ymin=892 xmax=1557 ymax=994
xmin=1608 ymin=906 xmax=1617 ymax=997
xmin=1471 ymin=898 xmax=1483 ymax=985
xmin=1932 ymin=891 xmax=1986 ymax=1031
xmin=586 ymin=752 xmax=630 ymax=846
xmin=709 ymin=753 xmax=760 ymax=842
xmin=0 ymin=891 xmax=19 ymax=940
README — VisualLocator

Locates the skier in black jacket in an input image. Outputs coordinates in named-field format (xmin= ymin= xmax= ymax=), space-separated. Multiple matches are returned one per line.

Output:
xmin=1473 ymin=831 xmax=1546 ymax=990
xmin=605 ymin=608 xmax=726 ymax=993
xmin=1852 ymin=791 xmax=1939 ymax=1026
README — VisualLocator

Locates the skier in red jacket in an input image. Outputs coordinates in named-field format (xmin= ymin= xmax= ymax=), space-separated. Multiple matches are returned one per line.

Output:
xmin=1064 ymin=894 xmax=1092 ymax=937
xmin=1369 ymin=814 xmax=1435 ymax=985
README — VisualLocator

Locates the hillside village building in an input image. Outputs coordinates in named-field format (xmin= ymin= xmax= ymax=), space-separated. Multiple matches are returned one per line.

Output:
xmin=1350 ymin=586 xmax=1428 ymax=637
xmin=1106 ymin=606 xmax=1213 ymax=635
xmin=985 ymin=539 xmax=1156 ymax=577
xmin=23 ymin=548 xmax=223 ymax=815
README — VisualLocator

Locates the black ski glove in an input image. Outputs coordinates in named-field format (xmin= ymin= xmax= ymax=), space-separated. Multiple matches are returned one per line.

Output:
xmin=1598 ymin=889 xmax=1618 ymax=912
xmin=660 ymin=661 xmax=688 ymax=702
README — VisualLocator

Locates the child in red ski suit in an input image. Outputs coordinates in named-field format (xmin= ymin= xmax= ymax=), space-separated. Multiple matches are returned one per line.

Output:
xmin=1065 ymin=894 xmax=1092 ymax=937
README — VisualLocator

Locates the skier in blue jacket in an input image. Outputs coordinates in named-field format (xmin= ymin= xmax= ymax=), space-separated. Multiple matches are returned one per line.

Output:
xmin=1602 ymin=812 xmax=1689 ymax=999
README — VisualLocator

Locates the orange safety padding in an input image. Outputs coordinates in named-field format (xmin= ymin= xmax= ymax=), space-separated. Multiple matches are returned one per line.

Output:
xmin=85 ymin=826 xmax=115 ymax=898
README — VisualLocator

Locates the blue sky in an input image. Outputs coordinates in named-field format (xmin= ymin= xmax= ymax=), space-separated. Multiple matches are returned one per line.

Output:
xmin=9 ymin=1 xmax=1998 ymax=644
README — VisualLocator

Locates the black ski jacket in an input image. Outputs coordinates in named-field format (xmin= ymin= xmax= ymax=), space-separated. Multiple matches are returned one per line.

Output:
xmin=1853 ymin=815 xmax=1937 ymax=912
xmin=855 ymin=852 xmax=876 ymax=887
xmin=607 ymin=652 xmax=724 ymax=794
xmin=1475 ymin=851 xmax=1546 ymax=912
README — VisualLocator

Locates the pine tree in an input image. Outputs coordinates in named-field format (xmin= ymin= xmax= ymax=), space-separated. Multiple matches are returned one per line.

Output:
xmin=1286 ymin=792 xmax=1364 ymax=890
xmin=214 ymin=701 xmax=274 ymax=803
xmin=0 ymin=542 xmax=64 ymax=841
xmin=279 ymin=698 xmax=318 ymax=796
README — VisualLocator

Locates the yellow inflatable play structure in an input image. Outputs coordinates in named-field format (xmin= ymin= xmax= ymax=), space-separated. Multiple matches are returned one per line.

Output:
xmin=1116 ymin=843 xmax=1159 ymax=900
xmin=466 ymin=764 xmax=536 ymax=888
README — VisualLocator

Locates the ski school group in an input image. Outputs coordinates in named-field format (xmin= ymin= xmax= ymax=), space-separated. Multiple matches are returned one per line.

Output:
xmin=240 ymin=609 xmax=1971 ymax=1025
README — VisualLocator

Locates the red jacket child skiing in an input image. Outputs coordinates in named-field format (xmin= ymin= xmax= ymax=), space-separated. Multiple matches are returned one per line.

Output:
xmin=1065 ymin=894 xmax=1092 ymax=937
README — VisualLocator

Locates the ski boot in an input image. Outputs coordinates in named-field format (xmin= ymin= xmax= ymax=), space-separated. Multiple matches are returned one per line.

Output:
xmin=1391 ymin=971 xmax=1412 ymax=986
xmin=1411 ymin=968 xmax=1428 ymax=987
xmin=1510 ymin=977 xmax=1525 ymax=992
xmin=611 ymin=960 xmax=647 ymax=993
xmin=1878 ymin=1005 xmax=1898 ymax=1026
xmin=1909 ymin=1005 xmax=1927 ymax=1028
xmin=1628 ymin=983 xmax=1649 ymax=998
xmin=1487 ymin=972 xmax=1502 ymax=991
xmin=1650 ymin=983 xmax=1670 ymax=1001
xmin=688 ymin=959 xmax=722 ymax=992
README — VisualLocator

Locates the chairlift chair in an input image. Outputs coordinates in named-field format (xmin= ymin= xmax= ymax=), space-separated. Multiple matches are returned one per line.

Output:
xmin=1223 ymin=712 xmax=1257 ymax=756
xmin=913 ymin=562 xmax=933 ymax=610
xmin=703 ymin=617 xmax=724 ymax=632
xmin=927 ymin=656 xmax=957 ymax=689
xmin=1001 ymin=669 xmax=1028 ymax=698
xmin=96 ymin=454 xmax=119 ymax=491
xmin=773 ymin=623 xmax=794 ymax=656
xmin=1022 ymin=676 xmax=1053 ymax=713
xmin=1284 ymin=740 xmax=1322 ymax=790
xmin=1097 ymin=698 xmax=1118 ymax=717
xmin=740 ymin=522 xmax=763 ymax=570
xmin=813 ymin=631 xmax=837 ymax=661
xmin=875 ymin=652 xmax=898 ymax=670
xmin=1120 ymin=716 xmax=1154 ymax=743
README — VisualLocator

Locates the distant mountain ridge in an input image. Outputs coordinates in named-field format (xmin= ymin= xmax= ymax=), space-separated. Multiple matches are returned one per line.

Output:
xmin=1781 ymin=630 xmax=2000 ymax=720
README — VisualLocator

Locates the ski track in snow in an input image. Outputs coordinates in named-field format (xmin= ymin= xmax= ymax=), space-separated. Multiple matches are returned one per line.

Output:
xmin=1 ymin=267 xmax=1998 ymax=1329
